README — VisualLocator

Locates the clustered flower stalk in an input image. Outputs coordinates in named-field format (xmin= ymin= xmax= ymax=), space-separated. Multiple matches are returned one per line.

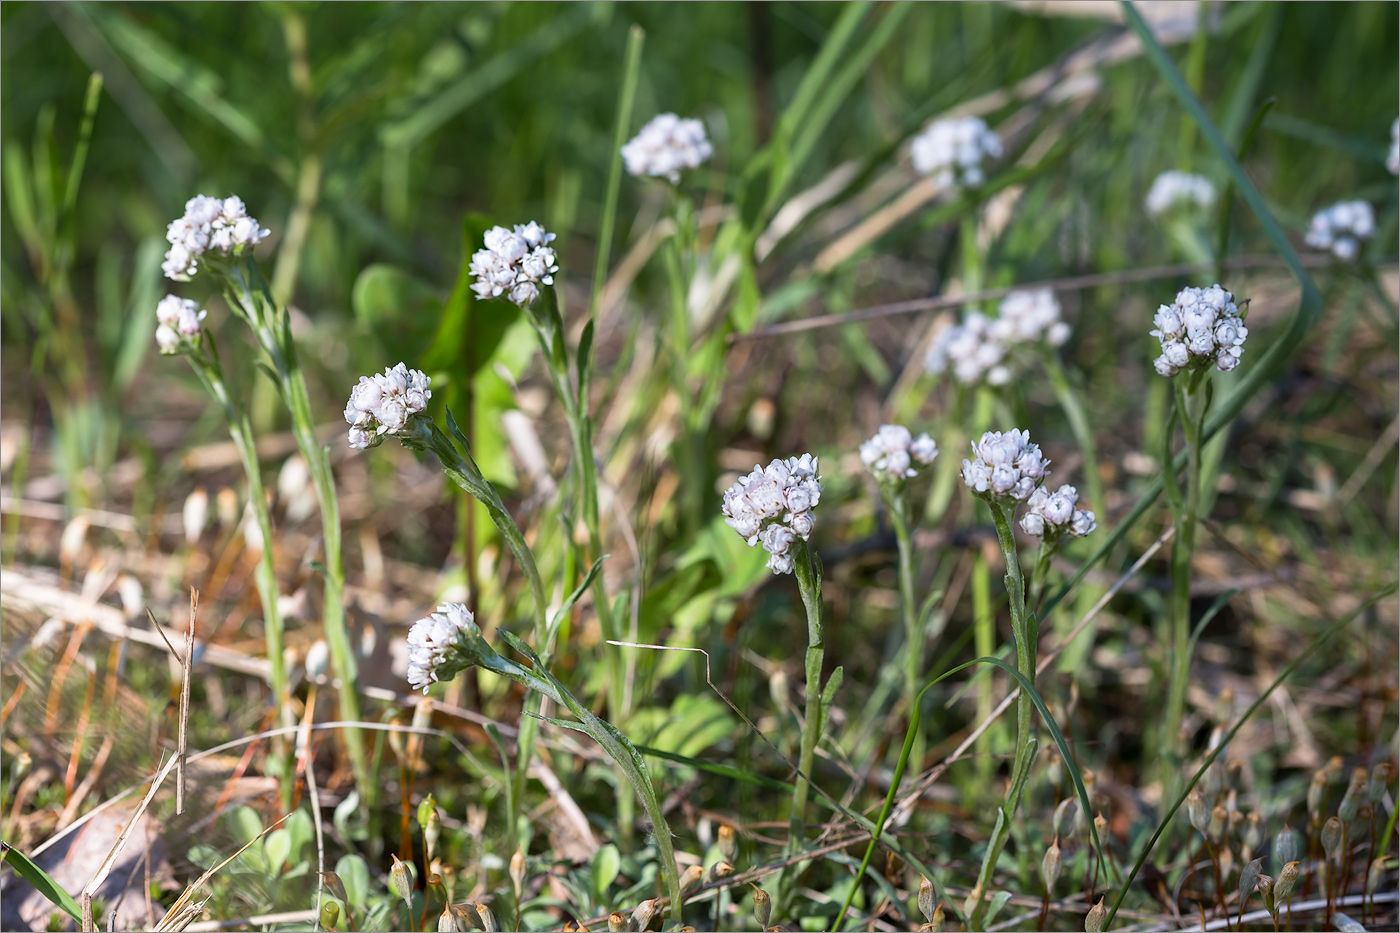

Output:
xmin=1150 ymin=285 xmax=1248 ymax=762
xmin=155 ymin=298 xmax=292 ymax=803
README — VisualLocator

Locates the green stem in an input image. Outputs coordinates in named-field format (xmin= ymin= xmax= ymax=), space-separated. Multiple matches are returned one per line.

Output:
xmin=186 ymin=344 xmax=292 ymax=806
xmin=788 ymin=538 xmax=826 ymax=855
xmin=968 ymin=499 xmax=1037 ymax=930
xmin=889 ymin=492 xmax=920 ymax=723
xmin=1029 ymin=539 xmax=1057 ymax=619
xmin=222 ymin=258 xmax=369 ymax=804
xmin=1164 ymin=376 xmax=1204 ymax=761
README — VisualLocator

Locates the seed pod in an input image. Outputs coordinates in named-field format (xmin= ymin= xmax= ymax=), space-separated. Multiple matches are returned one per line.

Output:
xmin=1308 ymin=769 xmax=1328 ymax=822
xmin=510 ymin=847 xmax=526 ymax=900
xmin=1274 ymin=825 xmax=1297 ymax=868
xmin=919 ymin=874 xmax=935 ymax=923
xmin=718 ymin=824 xmax=737 ymax=862
xmin=679 ymin=864 xmax=705 ymax=898
xmin=1256 ymin=873 xmax=1275 ymax=914
xmin=1326 ymin=756 xmax=1345 ymax=782
xmin=474 ymin=901 xmax=499 ymax=933
xmin=1209 ymin=805 xmax=1229 ymax=844
xmin=1186 ymin=788 xmax=1209 ymax=835
xmin=424 ymin=807 xmax=442 ymax=864
xmin=389 ymin=854 xmax=412 ymax=907
xmin=1275 ymin=861 xmax=1300 ymax=903
xmin=1339 ymin=767 xmax=1367 ymax=824
xmin=320 ymin=901 xmax=340 ymax=931
xmin=1041 ymin=839 xmax=1063 ymax=894
xmin=1367 ymin=856 xmax=1387 ymax=896
xmin=1093 ymin=812 xmax=1108 ymax=847
xmin=709 ymin=861 xmax=734 ymax=882
xmin=437 ymin=906 xmax=457 ymax=933
xmin=450 ymin=905 xmax=474 ymax=932
xmin=1243 ymin=812 xmax=1262 ymax=854
xmin=1085 ymin=896 xmax=1107 ymax=932
xmin=1321 ymin=817 xmax=1344 ymax=864
xmin=630 ymin=898 xmax=657 ymax=932
xmin=1238 ymin=857 xmax=1263 ymax=909
xmin=1054 ymin=797 xmax=1077 ymax=838
xmin=929 ymin=903 xmax=945 ymax=932
xmin=1215 ymin=685 xmax=1235 ymax=724
xmin=1369 ymin=763 xmax=1391 ymax=804
xmin=751 ymin=884 xmax=772 ymax=929
xmin=607 ymin=912 xmax=627 ymax=932
xmin=319 ymin=871 xmax=348 ymax=907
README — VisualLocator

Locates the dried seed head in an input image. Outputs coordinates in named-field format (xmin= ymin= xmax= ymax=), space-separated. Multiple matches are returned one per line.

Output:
xmin=751 ymin=884 xmax=772 ymax=928
xmin=1367 ymin=856 xmax=1387 ymax=896
xmin=1369 ymin=763 xmax=1391 ymax=804
xmin=1186 ymin=788 xmax=1210 ymax=835
xmin=1085 ymin=895 xmax=1107 ymax=932
xmin=929 ymin=903 xmax=946 ymax=932
xmin=510 ymin=847 xmax=526 ymax=899
xmin=919 ymin=874 xmax=935 ymax=922
xmin=437 ymin=906 xmax=457 ymax=933
xmin=1326 ymin=756 xmax=1345 ymax=781
xmin=320 ymin=901 xmax=340 ymax=930
xmin=607 ymin=912 xmax=627 ymax=933
xmin=389 ymin=855 xmax=413 ymax=905
xmin=1209 ymin=805 xmax=1229 ymax=843
xmin=718 ymin=824 xmax=737 ymax=862
xmin=450 ymin=905 xmax=474 ymax=933
xmin=1228 ymin=809 xmax=1244 ymax=838
xmin=1321 ymin=817 xmax=1344 ymax=864
xmin=319 ymin=871 xmax=348 ymax=907
xmin=630 ymin=898 xmax=657 ymax=932
xmin=474 ymin=901 xmax=499 ymax=933
xmin=1339 ymin=767 xmax=1368 ymax=823
xmin=1239 ymin=857 xmax=1263 ymax=908
xmin=1308 ymin=769 xmax=1328 ymax=821
xmin=679 ymin=864 xmax=705 ymax=897
xmin=1054 ymin=797 xmax=1077 ymax=838
xmin=1275 ymin=861 xmax=1300 ymax=902
xmin=709 ymin=861 xmax=735 ymax=882
xmin=1042 ymin=839 xmax=1063 ymax=894
xmin=1273 ymin=825 xmax=1298 ymax=868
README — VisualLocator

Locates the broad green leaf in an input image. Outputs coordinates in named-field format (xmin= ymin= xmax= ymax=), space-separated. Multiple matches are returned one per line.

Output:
xmin=351 ymin=263 xmax=440 ymax=364
xmin=590 ymin=844 xmax=621 ymax=906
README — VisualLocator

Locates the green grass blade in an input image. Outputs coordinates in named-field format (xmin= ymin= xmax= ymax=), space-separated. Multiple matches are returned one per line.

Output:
xmin=1102 ymin=582 xmax=1396 ymax=929
xmin=589 ymin=24 xmax=643 ymax=319
xmin=59 ymin=72 xmax=102 ymax=217
xmin=2 ymin=841 xmax=83 ymax=922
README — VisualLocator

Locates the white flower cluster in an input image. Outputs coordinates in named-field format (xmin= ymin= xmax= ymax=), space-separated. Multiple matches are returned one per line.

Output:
xmin=925 ymin=290 xmax=1069 ymax=386
xmin=406 ymin=602 xmax=476 ymax=693
xmin=344 ymin=363 xmax=433 ymax=449
xmin=1149 ymin=284 xmax=1247 ymax=376
xmin=910 ymin=116 xmax=1003 ymax=189
xmin=1020 ymin=484 xmax=1096 ymax=540
xmin=960 ymin=430 xmax=1051 ymax=503
xmin=162 ymin=194 xmax=270 ymax=281
xmin=469 ymin=223 xmax=559 ymax=306
xmin=1304 ymin=201 xmax=1374 ymax=261
xmin=1389 ymin=119 xmax=1398 ymax=176
xmin=1145 ymin=170 xmax=1216 ymax=217
xmin=860 ymin=424 xmax=938 ymax=482
xmin=722 ymin=455 xmax=822 ymax=574
xmin=154 ymin=295 xmax=207 ymax=355
xmin=621 ymin=113 xmax=713 ymax=184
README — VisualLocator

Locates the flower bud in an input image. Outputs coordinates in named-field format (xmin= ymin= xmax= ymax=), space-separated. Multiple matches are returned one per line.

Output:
xmin=319 ymin=871 xmax=348 ymax=907
xmin=1275 ymin=861 xmax=1300 ymax=903
xmin=1042 ymin=839 xmax=1063 ymax=894
xmin=1321 ymin=817 xmax=1344 ymax=864
xmin=389 ymin=854 xmax=413 ymax=910
xmin=919 ymin=874 xmax=935 ymax=922
xmin=1273 ymin=825 xmax=1297 ymax=868
xmin=320 ymin=900 xmax=340 ymax=931
xmin=630 ymin=899 xmax=657 ymax=932
xmin=1307 ymin=769 xmax=1328 ymax=821
xmin=1085 ymin=896 xmax=1106 ymax=932
xmin=474 ymin=901 xmax=499 ymax=933
xmin=1186 ymin=788 xmax=1209 ymax=835
xmin=1094 ymin=812 xmax=1108 ymax=844
xmin=1369 ymin=762 xmax=1391 ymax=804
xmin=718 ymin=824 xmax=738 ymax=863
xmin=751 ymin=884 xmax=771 ymax=928
xmin=1339 ymin=767 xmax=1367 ymax=823
xmin=1054 ymin=797 xmax=1077 ymax=839
xmin=607 ymin=912 xmax=627 ymax=932
xmin=1209 ymin=805 xmax=1229 ymax=844
xmin=1243 ymin=811 xmax=1262 ymax=854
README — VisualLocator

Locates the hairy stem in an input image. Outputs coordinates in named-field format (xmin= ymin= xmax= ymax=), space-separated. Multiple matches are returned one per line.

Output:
xmin=1165 ymin=376 xmax=1205 ymax=761
xmin=789 ymin=538 xmax=827 ymax=855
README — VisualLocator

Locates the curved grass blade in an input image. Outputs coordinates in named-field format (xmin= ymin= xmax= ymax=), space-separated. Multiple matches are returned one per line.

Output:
xmin=1103 ymin=583 xmax=1397 ymax=929
xmin=831 ymin=656 xmax=1103 ymax=932
xmin=1 ymin=841 xmax=82 ymax=922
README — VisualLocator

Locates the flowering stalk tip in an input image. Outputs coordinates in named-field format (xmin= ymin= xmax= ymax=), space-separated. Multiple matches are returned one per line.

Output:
xmin=1145 ymin=170 xmax=1216 ymax=217
xmin=405 ymin=601 xmax=478 ymax=694
xmin=1304 ymin=200 xmax=1374 ymax=261
xmin=154 ymin=295 xmax=208 ymax=355
xmin=163 ymin=194 xmax=269 ymax=281
xmin=911 ymin=115 xmax=1002 ymax=190
xmin=721 ymin=454 xmax=822 ymax=574
xmin=343 ymin=363 xmax=433 ymax=448
xmin=925 ymin=289 xmax=1069 ymax=385
xmin=1150 ymin=284 xmax=1248 ymax=376
xmin=961 ymin=429 xmax=1050 ymax=504
xmin=860 ymin=424 xmax=938 ymax=483
xmin=469 ymin=222 xmax=559 ymax=307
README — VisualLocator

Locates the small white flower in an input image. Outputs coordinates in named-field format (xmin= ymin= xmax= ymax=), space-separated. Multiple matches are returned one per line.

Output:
xmin=860 ymin=424 xmax=938 ymax=482
xmin=1145 ymin=170 xmax=1216 ymax=217
xmin=1020 ymin=483 xmax=1096 ymax=540
xmin=927 ymin=291 xmax=1071 ymax=385
xmin=1304 ymin=201 xmax=1374 ymax=261
xmin=911 ymin=116 xmax=1002 ymax=190
xmin=622 ymin=113 xmax=713 ymax=184
xmin=998 ymin=289 xmax=1066 ymax=344
xmin=470 ymin=223 xmax=560 ymax=307
xmin=162 ymin=193 xmax=270 ymax=281
xmin=154 ymin=295 xmax=207 ymax=355
xmin=721 ymin=454 xmax=822 ymax=574
xmin=406 ymin=602 xmax=477 ymax=693
xmin=963 ymin=430 xmax=1050 ymax=505
xmin=343 ymin=363 xmax=433 ymax=447
xmin=1149 ymin=285 xmax=1247 ymax=377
